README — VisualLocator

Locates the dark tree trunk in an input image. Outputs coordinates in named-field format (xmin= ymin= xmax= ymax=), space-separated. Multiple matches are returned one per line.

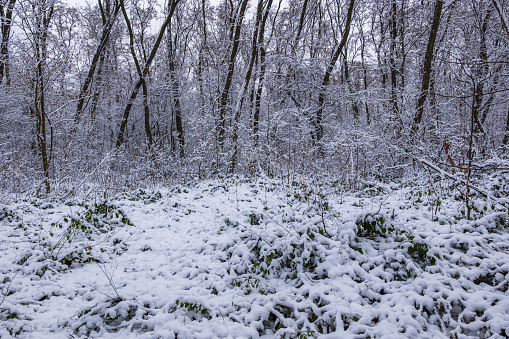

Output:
xmin=0 ymin=0 xmax=15 ymax=86
xmin=388 ymin=0 xmax=400 ymax=134
xmin=503 ymin=107 xmax=509 ymax=146
xmin=120 ymin=0 xmax=153 ymax=146
xmin=410 ymin=0 xmax=443 ymax=137
xmin=33 ymin=0 xmax=54 ymax=194
xmin=168 ymin=31 xmax=184 ymax=157
xmin=473 ymin=8 xmax=491 ymax=136
xmin=343 ymin=50 xmax=360 ymax=120
xmin=88 ymin=50 xmax=106 ymax=120
xmin=359 ymin=21 xmax=370 ymax=124
xmin=315 ymin=0 xmax=355 ymax=142
xmin=230 ymin=0 xmax=273 ymax=171
xmin=217 ymin=0 xmax=249 ymax=148
xmin=492 ymin=0 xmax=509 ymax=36
xmin=116 ymin=0 xmax=180 ymax=148
xmin=75 ymin=0 xmax=120 ymax=123
xmin=293 ymin=0 xmax=309 ymax=51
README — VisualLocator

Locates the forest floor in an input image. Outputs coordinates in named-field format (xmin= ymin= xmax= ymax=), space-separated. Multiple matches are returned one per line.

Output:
xmin=1 ymin=177 xmax=509 ymax=338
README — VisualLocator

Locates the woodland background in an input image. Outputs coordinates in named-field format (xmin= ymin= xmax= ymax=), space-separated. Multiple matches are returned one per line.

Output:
xmin=0 ymin=0 xmax=508 ymax=196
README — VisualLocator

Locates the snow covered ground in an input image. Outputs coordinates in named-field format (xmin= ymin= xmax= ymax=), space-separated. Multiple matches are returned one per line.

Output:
xmin=1 ymin=177 xmax=509 ymax=338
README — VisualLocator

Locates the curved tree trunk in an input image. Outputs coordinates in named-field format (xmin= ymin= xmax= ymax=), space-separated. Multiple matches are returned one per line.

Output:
xmin=315 ymin=0 xmax=355 ymax=142
xmin=75 ymin=0 xmax=120 ymax=123
xmin=410 ymin=0 xmax=444 ymax=138
xmin=120 ymin=0 xmax=153 ymax=146
xmin=116 ymin=0 xmax=180 ymax=148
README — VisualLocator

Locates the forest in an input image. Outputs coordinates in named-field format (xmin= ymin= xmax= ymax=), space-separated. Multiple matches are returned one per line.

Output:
xmin=1 ymin=0 xmax=509 ymax=337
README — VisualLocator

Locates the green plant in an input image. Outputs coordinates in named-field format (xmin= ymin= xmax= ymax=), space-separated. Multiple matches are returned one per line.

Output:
xmin=355 ymin=214 xmax=396 ymax=238
xmin=173 ymin=300 xmax=212 ymax=320
xmin=120 ymin=189 xmax=163 ymax=204
xmin=49 ymin=202 xmax=132 ymax=263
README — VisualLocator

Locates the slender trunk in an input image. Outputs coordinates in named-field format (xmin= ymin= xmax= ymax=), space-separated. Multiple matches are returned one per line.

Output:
xmin=142 ymin=80 xmax=153 ymax=145
xmin=473 ymin=9 xmax=491 ymax=136
xmin=343 ymin=51 xmax=359 ymax=120
xmin=33 ymin=0 xmax=54 ymax=194
xmin=410 ymin=0 xmax=443 ymax=137
xmin=388 ymin=0 xmax=400 ymax=133
xmin=168 ymin=32 xmax=184 ymax=157
xmin=197 ymin=0 xmax=207 ymax=116
xmin=492 ymin=0 xmax=509 ymax=36
xmin=217 ymin=0 xmax=249 ymax=148
xmin=359 ymin=21 xmax=370 ymax=124
xmin=293 ymin=0 xmax=309 ymax=51
xmin=315 ymin=0 xmax=355 ymax=142
xmin=116 ymin=0 xmax=180 ymax=148
xmin=253 ymin=46 xmax=266 ymax=145
xmin=89 ymin=50 xmax=107 ymax=120
xmin=230 ymin=0 xmax=273 ymax=170
xmin=75 ymin=0 xmax=120 ymax=123
xmin=0 ymin=0 xmax=15 ymax=86
xmin=120 ymin=0 xmax=153 ymax=145
xmin=503 ymin=107 xmax=509 ymax=146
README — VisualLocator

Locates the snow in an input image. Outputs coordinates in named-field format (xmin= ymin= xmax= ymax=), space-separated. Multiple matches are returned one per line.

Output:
xmin=1 ymin=178 xmax=509 ymax=338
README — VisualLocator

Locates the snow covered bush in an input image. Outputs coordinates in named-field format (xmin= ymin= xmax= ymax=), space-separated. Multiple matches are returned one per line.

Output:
xmin=1 ymin=178 xmax=509 ymax=337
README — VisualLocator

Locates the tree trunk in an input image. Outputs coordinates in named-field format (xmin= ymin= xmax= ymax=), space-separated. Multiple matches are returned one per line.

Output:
xmin=88 ymin=50 xmax=106 ymax=121
xmin=359 ymin=20 xmax=370 ymax=124
xmin=168 ymin=30 xmax=184 ymax=157
xmin=388 ymin=0 xmax=400 ymax=135
xmin=116 ymin=0 xmax=180 ymax=148
xmin=492 ymin=0 xmax=509 ymax=36
xmin=217 ymin=0 xmax=249 ymax=148
xmin=293 ymin=0 xmax=309 ymax=51
xmin=410 ymin=0 xmax=443 ymax=137
xmin=32 ymin=0 xmax=54 ymax=194
xmin=75 ymin=0 xmax=120 ymax=123
xmin=0 ymin=0 xmax=15 ymax=86
xmin=503 ymin=107 xmax=509 ymax=146
xmin=343 ymin=50 xmax=360 ymax=120
xmin=230 ymin=0 xmax=273 ymax=171
xmin=315 ymin=0 xmax=355 ymax=142
xmin=120 ymin=0 xmax=153 ymax=146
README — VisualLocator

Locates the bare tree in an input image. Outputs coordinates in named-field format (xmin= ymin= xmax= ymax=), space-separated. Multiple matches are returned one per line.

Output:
xmin=75 ymin=0 xmax=120 ymax=123
xmin=314 ymin=0 xmax=355 ymax=142
xmin=116 ymin=0 xmax=181 ymax=148
xmin=410 ymin=0 xmax=444 ymax=138
xmin=0 ymin=0 xmax=15 ymax=86
xmin=120 ymin=0 xmax=153 ymax=145
xmin=20 ymin=0 xmax=55 ymax=193
xmin=217 ymin=0 xmax=249 ymax=149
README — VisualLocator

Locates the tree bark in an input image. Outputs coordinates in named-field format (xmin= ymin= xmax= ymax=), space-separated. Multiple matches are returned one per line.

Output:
xmin=75 ymin=0 xmax=120 ymax=123
xmin=492 ymin=0 xmax=509 ymax=36
xmin=230 ymin=0 xmax=273 ymax=170
xmin=0 ymin=0 xmax=15 ymax=86
xmin=116 ymin=0 xmax=180 ymax=148
xmin=168 ymin=28 xmax=184 ymax=157
xmin=503 ymin=107 xmax=509 ymax=146
xmin=315 ymin=0 xmax=355 ymax=142
xmin=410 ymin=0 xmax=443 ymax=137
xmin=217 ymin=0 xmax=249 ymax=148
xmin=388 ymin=0 xmax=400 ymax=134
xmin=120 ymin=0 xmax=153 ymax=146
xmin=32 ymin=0 xmax=54 ymax=194
xmin=293 ymin=0 xmax=309 ymax=51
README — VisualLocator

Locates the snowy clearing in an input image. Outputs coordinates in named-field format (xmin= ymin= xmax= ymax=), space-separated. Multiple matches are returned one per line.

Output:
xmin=1 ymin=178 xmax=509 ymax=338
